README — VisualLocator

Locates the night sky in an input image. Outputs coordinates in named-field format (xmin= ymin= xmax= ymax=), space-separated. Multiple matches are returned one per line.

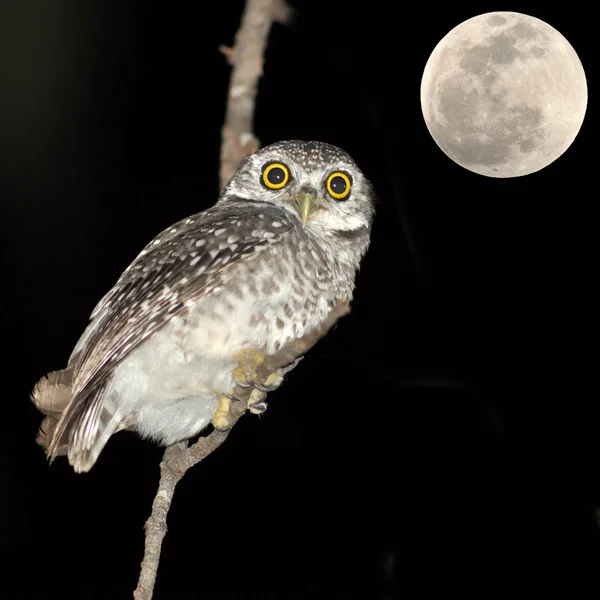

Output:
xmin=1 ymin=1 xmax=598 ymax=598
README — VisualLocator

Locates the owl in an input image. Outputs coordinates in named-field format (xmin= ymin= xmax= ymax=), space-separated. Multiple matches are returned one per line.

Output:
xmin=32 ymin=140 xmax=375 ymax=473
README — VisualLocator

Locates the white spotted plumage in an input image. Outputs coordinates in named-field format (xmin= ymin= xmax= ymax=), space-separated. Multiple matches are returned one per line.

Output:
xmin=32 ymin=140 xmax=375 ymax=472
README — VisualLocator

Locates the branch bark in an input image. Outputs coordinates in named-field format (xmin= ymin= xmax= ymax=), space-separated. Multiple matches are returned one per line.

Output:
xmin=219 ymin=0 xmax=289 ymax=190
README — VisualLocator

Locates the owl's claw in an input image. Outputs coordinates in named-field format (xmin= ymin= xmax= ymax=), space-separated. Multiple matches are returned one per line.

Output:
xmin=212 ymin=389 xmax=266 ymax=429
xmin=212 ymin=394 xmax=232 ymax=431
xmin=232 ymin=348 xmax=285 ymax=392
xmin=248 ymin=388 xmax=268 ymax=415
xmin=258 ymin=357 xmax=302 ymax=391
xmin=256 ymin=370 xmax=284 ymax=393
xmin=233 ymin=348 xmax=303 ymax=395
xmin=232 ymin=348 xmax=265 ymax=388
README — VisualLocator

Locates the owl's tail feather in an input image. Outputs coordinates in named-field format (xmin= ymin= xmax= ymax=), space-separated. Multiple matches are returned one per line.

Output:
xmin=32 ymin=369 xmax=129 ymax=473
xmin=66 ymin=388 xmax=129 ymax=474
xmin=31 ymin=368 xmax=74 ymax=455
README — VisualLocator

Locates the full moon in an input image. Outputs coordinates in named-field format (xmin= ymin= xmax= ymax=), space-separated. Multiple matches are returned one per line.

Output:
xmin=420 ymin=12 xmax=588 ymax=178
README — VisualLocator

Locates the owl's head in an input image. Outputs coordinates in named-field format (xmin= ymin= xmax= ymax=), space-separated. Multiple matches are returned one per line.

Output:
xmin=220 ymin=140 xmax=375 ymax=237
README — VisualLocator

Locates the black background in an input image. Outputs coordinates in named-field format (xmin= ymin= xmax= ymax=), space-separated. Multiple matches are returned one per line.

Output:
xmin=1 ymin=1 xmax=598 ymax=598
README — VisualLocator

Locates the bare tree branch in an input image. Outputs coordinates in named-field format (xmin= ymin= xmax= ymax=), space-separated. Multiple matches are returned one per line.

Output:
xmin=219 ymin=0 xmax=289 ymax=191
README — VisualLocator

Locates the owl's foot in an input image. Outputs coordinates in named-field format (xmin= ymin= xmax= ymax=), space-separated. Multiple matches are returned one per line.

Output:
xmin=247 ymin=388 xmax=268 ymax=415
xmin=232 ymin=348 xmax=285 ymax=392
xmin=212 ymin=394 xmax=232 ymax=431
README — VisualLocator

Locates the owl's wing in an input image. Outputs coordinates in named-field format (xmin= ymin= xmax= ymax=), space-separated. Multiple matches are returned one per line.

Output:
xmin=49 ymin=200 xmax=295 ymax=468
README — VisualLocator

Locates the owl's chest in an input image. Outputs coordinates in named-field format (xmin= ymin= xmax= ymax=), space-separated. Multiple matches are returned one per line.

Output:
xmin=112 ymin=233 xmax=351 ymax=401
xmin=178 ymin=237 xmax=348 ymax=358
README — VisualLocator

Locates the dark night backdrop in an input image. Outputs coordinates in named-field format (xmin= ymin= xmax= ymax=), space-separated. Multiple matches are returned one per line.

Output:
xmin=1 ymin=1 xmax=598 ymax=598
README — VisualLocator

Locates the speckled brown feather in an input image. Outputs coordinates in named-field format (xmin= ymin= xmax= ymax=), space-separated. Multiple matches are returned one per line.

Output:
xmin=47 ymin=202 xmax=294 ymax=461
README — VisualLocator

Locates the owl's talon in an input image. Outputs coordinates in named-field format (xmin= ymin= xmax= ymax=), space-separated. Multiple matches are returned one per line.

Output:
xmin=233 ymin=347 xmax=291 ymax=392
xmin=254 ymin=370 xmax=284 ymax=392
xmin=232 ymin=348 xmax=266 ymax=388
xmin=255 ymin=357 xmax=302 ymax=391
xmin=212 ymin=394 xmax=232 ymax=431
xmin=251 ymin=401 xmax=267 ymax=414
xmin=248 ymin=388 xmax=268 ymax=415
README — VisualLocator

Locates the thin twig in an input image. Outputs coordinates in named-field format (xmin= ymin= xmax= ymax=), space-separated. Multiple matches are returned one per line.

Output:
xmin=133 ymin=300 xmax=349 ymax=599
xmin=219 ymin=0 xmax=289 ymax=190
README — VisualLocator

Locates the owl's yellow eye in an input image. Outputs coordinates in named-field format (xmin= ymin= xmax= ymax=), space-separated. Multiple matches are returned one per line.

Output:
xmin=262 ymin=162 xmax=290 ymax=189
xmin=326 ymin=171 xmax=351 ymax=200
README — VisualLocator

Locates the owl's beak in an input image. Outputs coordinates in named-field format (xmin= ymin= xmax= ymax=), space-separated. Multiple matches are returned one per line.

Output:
xmin=292 ymin=188 xmax=319 ymax=224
